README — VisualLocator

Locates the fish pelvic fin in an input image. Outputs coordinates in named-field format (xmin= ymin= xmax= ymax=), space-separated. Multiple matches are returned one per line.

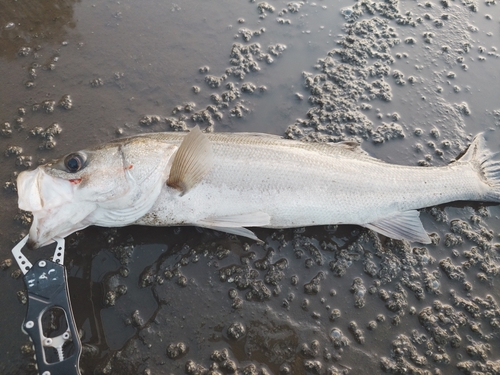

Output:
xmin=363 ymin=210 xmax=431 ymax=244
xmin=204 ymin=226 xmax=263 ymax=243
xmin=196 ymin=211 xmax=271 ymax=242
xmin=167 ymin=126 xmax=214 ymax=195
xmin=197 ymin=211 xmax=271 ymax=227
xmin=459 ymin=133 xmax=500 ymax=202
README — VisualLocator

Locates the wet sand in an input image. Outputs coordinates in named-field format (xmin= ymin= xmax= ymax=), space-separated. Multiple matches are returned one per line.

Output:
xmin=1 ymin=0 xmax=500 ymax=374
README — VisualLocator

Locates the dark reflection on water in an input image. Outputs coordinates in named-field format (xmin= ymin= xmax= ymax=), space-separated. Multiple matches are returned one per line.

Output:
xmin=0 ymin=0 xmax=78 ymax=59
xmin=60 ymin=224 xmax=381 ymax=373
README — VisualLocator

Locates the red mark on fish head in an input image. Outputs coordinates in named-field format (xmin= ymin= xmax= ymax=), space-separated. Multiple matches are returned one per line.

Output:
xmin=126 ymin=165 xmax=133 ymax=170
xmin=69 ymin=178 xmax=82 ymax=185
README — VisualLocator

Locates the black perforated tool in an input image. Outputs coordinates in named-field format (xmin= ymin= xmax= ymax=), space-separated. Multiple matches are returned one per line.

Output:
xmin=12 ymin=236 xmax=82 ymax=375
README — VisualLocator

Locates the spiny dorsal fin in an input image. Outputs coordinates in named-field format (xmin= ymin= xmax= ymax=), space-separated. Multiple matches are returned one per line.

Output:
xmin=167 ymin=126 xmax=214 ymax=194
xmin=334 ymin=140 xmax=370 ymax=156
xmin=363 ymin=210 xmax=431 ymax=244
xmin=337 ymin=140 xmax=361 ymax=149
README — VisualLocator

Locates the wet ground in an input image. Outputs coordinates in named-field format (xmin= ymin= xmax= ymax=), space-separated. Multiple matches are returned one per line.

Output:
xmin=1 ymin=0 xmax=500 ymax=374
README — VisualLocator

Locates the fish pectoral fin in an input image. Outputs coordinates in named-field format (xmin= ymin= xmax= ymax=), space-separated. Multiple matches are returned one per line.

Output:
xmin=363 ymin=210 xmax=431 ymax=244
xmin=196 ymin=211 xmax=271 ymax=242
xmin=204 ymin=226 xmax=263 ymax=243
xmin=167 ymin=126 xmax=214 ymax=195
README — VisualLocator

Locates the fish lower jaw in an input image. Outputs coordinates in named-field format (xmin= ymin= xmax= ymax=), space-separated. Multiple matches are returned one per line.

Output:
xmin=26 ymin=234 xmax=54 ymax=249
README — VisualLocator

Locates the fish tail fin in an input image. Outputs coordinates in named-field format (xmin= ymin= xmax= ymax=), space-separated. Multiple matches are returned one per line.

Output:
xmin=460 ymin=133 xmax=500 ymax=202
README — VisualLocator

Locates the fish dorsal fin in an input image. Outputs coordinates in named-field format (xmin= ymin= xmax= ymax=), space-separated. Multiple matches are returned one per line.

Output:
xmin=167 ymin=126 xmax=214 ymax=194
xmin=457 ymin=134 xmax=483 ymax=163
xmin=337 ymin=140 xmax=360 ymax=149
xmin=196 ymin=211 xmax=271 ymax=241
xmin=231 ymin=132 xmax=283 ymax=140
xmin=334 ymin=140 xmax=370 ymax=156
xmin=363 ymin=210 xmax=431 ymax=244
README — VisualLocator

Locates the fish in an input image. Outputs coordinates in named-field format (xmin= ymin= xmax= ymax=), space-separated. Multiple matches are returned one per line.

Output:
xmin=16 ymin=127 xmax=500 ymax=249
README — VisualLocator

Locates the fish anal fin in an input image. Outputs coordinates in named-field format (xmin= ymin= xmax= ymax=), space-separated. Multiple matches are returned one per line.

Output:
xmin=167 ymin=126 xmax=214 ymax=195
xmin=363 ymin=210 xmax=431 ymax=244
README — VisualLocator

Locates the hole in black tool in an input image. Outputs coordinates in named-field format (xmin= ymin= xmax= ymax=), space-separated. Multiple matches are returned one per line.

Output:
xmin=41 ymin=307 xmax=76 ymax=363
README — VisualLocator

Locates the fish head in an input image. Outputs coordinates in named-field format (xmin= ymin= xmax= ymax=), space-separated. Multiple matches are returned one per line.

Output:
xmin=17 ymin=137 xmax=177 ymax=249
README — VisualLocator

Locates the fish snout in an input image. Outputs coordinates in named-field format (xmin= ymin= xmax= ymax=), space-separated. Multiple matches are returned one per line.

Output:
xmin=17 ymin=169 xmax=44 ymax=212
xmin=26 ymin=233 xmax=56 ymax=250
xmin=27 ymin=224 xmax=45 ymax=250
xmin=27 ymin=219 xmax=55 ymax=250
xmin=26 ymin=238 xmax=39 ymax=250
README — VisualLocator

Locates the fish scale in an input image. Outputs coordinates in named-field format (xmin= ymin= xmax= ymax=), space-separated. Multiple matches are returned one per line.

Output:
xmin=138 ymin=133 xmax=483 ymax=228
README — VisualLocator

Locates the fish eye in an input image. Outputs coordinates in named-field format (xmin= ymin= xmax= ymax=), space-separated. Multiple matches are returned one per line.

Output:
xmin=64 ymin=153 xmax=86 ymax=173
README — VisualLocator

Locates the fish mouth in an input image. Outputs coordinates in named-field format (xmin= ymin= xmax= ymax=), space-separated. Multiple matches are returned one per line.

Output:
xmin=17 ymin=167 xmax=96 ymax=249
xmin=26 ymin=209 xmax=92 ymax=249
xmin=27 ymin=237 xmax=46 ymax=250
xmin=18 ymin=167 xmax=75 ymax=212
